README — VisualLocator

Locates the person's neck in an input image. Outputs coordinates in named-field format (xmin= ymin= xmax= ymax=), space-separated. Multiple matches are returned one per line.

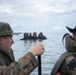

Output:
xmin=0 ymin=46 xmax=10 ymax=54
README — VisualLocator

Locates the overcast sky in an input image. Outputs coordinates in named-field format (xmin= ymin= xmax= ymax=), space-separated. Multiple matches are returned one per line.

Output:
xmin=0 ymin=0 xmax=76 ymax=31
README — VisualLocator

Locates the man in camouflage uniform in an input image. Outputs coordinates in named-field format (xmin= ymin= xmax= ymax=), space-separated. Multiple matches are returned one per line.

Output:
xmin=51 ymin=26 xmax=76 ymax=75
xmin=0 ymin=22 xmax=44 ymax=75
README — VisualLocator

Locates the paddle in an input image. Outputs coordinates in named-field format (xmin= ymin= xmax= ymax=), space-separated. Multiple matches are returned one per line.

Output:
xmin=38 ymin=55 xmax=42 ymax=75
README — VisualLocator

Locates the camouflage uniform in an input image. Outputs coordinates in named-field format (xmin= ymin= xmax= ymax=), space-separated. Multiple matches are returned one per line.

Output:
xmin=0 ymin=22 xmax=38 ymax=75
xmin=0 ymin=47 xmax=15 ymax=66
xmin=51 ymin=34 xmax=76 ymax=75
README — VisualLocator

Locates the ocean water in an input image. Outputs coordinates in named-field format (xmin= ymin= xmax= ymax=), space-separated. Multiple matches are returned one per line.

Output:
xmin=11 ymin=26 xmax=67 ymax=75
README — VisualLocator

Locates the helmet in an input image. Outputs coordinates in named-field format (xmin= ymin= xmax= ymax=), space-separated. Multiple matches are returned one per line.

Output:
xmin=0 ymin=22 xmax=13 ymax=36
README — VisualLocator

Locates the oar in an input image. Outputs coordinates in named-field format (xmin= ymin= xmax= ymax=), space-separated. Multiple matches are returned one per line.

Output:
xmin=38 ymin=55 xmax=42 ymax=75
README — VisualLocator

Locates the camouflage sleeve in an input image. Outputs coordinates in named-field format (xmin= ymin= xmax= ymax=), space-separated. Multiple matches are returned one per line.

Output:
xmin=65 ymin=54 xmax=76 ymax=75
xmin=0 ymin=52 xmax=38 ymax=75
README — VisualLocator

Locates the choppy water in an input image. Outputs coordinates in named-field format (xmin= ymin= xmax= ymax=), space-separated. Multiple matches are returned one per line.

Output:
xmin=11 ymin=27 xmax=67 ymax=75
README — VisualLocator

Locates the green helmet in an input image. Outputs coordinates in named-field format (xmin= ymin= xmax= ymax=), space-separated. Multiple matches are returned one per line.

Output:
xmin=0 ymin=22 xmax=13 ymax=36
